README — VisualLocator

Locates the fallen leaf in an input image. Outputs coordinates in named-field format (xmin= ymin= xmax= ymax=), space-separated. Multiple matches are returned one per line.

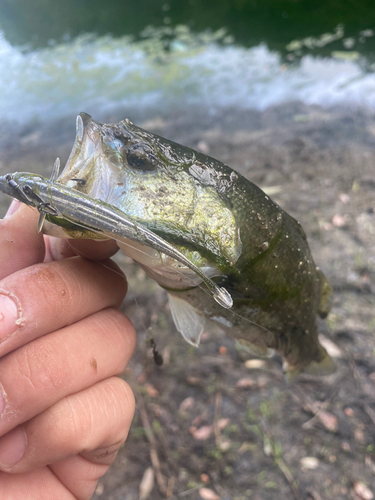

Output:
xmin=342 ymin=442 xmax=351 ymax=452
xmin=145 ymin=383 xmax=159 ymax=398
xmin=344 ymin=407 xmax=354 ymax=417
xmin=319 ymin=335 xmax=343 ymax=358
xmin=353 ymin=481 xmax=374 ymax=500
xmin=244 ymin=359 xmax=266 ymax=370
xmin=186 ymin=376 xmax=202 ymax=386
xmin=300 ymin=456 xmax=319 ymax=470
xmin=236 ymin=378 xmax=255 ymax=389
xmin=95 ymin=482 xmax=104 ymax=496
xmin=199 ymin=487 xmax=220 ymax=500
xmin=179 ymin=397 xmax=195 ymax=412
xmin=354 ymin=428 xmax=366 ymax=443
xmin=318 ymin=410 xmax=338 ymax=432
xmin=219 ymin=346 xmax=228 ymax=355
xmin=332 ymin=213 xmax=348 ymax=227
xmin=189 ymin=425 xmax=213 ymax=440
xmin=219 ymin=439 xmax=231 ymax=451
xmin=139 ymin=467 xmax=155 ymax=500
xmin=200 ymin=473 xmax=210 ymax=484
xmin=217 ymin=418 xmax=230 ymax=430
xmin=339 ymin=193 xmax=350 ymax=204
xmin=137 ymin=371 xmax=147 ymax=384
xmin=200 ymin=331 xmax=211 ymax=341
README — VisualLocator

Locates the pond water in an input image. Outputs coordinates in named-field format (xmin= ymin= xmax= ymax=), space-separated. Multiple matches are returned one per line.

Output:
xmin=1 ymin=1 xmax=375 ymax=125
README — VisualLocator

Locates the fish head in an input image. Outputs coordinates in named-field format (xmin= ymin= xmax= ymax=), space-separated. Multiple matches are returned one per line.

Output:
xmin=58 ymin=112 xmax=198 ymax=206
xmin=56 ymin=113 xmax=242 ymax=285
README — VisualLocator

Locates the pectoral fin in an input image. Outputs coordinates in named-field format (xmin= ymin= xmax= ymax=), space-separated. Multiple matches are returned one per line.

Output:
xmin=168 ymin=293 xmax=205 ymax=347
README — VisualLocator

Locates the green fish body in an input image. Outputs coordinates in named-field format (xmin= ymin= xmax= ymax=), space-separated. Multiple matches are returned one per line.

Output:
xmin=0 ymin=113 xmax=334 ymax=380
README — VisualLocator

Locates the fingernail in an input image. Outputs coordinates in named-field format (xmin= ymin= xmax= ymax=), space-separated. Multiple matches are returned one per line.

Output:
xmin=0 ymin=426 xmax=26 ymax=468
xmin=0 ymin=294 xmax=20 ymax=342
xmin=4 ymin=199 xmax=21 ymax=219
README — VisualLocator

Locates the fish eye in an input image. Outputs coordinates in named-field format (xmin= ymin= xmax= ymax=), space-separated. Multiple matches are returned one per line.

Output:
xmin=127 ymin=144 xmax=156 ymax=172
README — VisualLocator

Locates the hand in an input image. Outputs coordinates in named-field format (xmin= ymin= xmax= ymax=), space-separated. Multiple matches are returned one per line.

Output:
xmin=0 ymin=201 xmax=136 ymax=499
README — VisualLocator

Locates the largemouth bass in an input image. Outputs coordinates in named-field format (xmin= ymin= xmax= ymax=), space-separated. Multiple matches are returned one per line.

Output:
xmin=0 ymin=113 xmax=335 ymax=380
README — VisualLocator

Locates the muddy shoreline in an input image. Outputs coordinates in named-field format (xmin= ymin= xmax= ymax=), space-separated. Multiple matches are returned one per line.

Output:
xmin=1 ymin=103 xmax=374 ymax=499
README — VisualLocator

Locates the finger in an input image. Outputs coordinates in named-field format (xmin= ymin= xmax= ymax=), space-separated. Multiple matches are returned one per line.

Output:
xmin=0 ymin=203 xmax=45 ymax=280
xmin=45 ymin=236 xmax=119 ymax=262
xmin=0 ymin=377 xmax=135 ymax=474
xmin=49 ymin=454 xmax=108 ymax=500
xmin=0 ymin=467 xmax=76 ymax=500
xmin=0 ymin=256 xmax=127 ymax=356
xmin=0 ymin=308 xmax=136 ymax=438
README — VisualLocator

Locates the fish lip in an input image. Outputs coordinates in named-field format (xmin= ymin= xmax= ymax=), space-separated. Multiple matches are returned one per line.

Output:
xmin=0 ymin=174 xmax=14 ymax=198
xmin=78 ymin=112 xmax=93 ymax=127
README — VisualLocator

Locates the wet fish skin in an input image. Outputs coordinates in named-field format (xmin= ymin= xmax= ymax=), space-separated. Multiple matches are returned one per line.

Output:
xmin=0 ymin=113 xmax=334 ymax=380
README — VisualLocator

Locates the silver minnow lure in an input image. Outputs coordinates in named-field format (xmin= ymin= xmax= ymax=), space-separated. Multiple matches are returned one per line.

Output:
xmin=0 ymin=163 xmax=233 ymax=310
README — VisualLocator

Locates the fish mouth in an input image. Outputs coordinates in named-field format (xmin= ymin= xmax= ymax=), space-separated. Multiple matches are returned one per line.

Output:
xmin=57 ymin=113 xmax=122 ymax=202
xmin=0 ymin=174 xmax=15 ymax=198
xmin=58 ymin=113 xmax=101 ymax=183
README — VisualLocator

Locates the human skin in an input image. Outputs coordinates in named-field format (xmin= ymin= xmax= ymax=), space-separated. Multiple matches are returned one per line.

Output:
xmin=0 ymin=200 xmax=136 ymax=500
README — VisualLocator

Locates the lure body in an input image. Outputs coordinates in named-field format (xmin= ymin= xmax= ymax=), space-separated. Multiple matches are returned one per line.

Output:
xmin=0 ymin=113 xmax=334 ymax=379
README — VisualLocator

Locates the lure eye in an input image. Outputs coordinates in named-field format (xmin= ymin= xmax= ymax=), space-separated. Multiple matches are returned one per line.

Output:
xmin=127 ymin=143 xmax=156 ymax=172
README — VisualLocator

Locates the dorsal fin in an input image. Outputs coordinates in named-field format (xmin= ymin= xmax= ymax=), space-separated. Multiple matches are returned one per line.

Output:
xmin=168 ymin=293 xmax=205 ymax=347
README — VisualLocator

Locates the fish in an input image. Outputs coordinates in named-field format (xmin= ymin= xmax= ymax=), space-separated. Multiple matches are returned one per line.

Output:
xmin=0 ymin=112 xmax=335 ymax=381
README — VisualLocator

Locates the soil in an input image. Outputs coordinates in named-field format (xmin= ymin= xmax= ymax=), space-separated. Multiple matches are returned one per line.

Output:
xmin=0 ymin=102 xmax=374 ymax=500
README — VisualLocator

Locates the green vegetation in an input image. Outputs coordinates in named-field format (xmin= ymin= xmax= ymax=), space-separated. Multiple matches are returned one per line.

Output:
xmin=2 ymin=0 xmax=375 ymax=61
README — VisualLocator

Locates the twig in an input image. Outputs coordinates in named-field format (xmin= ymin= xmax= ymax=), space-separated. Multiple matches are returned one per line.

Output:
xmin=260 ymin=420 xmax=302 ymax=500
xmin=274 ymin=455 xmax=300 ymax=500
xmin=213 ymin=392 xmax=222 ymax=446
xmin=177 ymin=487 xmax=201 ymax=497
xmin=362 ymin=402 xmax=375 ymax=427
xmin=136 ymin=392 xmax=167 ymax=495
xmin=166 ymin=476 xmax=176 ymax=498
xmin=347 ymin=353 xmax=375 ymax=428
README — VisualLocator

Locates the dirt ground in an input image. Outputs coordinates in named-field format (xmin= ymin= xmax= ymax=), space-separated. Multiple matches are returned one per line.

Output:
xmin=0 ymin=102 xmax=374 ymax=500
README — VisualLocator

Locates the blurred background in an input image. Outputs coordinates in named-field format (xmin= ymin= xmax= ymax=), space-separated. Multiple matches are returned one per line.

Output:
xmin=1 ymin=0 xmax=375 ymax=125
xmin=0 ymin=2 xmax=375 ymax=500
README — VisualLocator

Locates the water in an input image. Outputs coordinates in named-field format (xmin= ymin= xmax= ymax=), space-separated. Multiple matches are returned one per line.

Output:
xmin=1 ymin=23 xmax=375 ymax=126
xmin=2 ymin=1 xmax=375 ymax=126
